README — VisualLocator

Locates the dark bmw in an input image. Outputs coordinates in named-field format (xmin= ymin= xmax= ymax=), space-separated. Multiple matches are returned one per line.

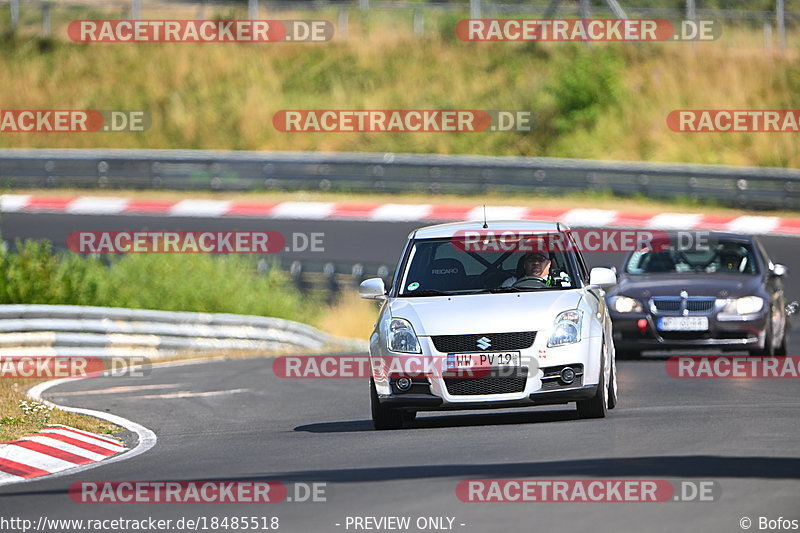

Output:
xmin=606 ymin=232 xmax=789 ymax=359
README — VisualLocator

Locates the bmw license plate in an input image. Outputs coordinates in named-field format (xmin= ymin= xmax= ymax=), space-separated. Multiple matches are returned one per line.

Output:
xmin=657 ymin=317 xmax=709 ymax=331
xmin=446 ymin=352 xmax=520 ymax=369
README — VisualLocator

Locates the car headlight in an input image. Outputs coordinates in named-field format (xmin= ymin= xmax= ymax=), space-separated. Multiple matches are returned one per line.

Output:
xmin=548 ymin=309 xmax=583 ymax=347
xmin=387 ymin=318 xmax=421 ymax=353
xmin=719 ymin=296 xmax=765 ymax=315
xmin=610 ymin=295 xmax=643 ymax=313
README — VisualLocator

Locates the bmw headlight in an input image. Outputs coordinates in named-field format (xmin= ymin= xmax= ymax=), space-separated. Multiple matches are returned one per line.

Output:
xmin=719 ymin=296 xmax=765 ymax=315
xmin=387 ymin=318 xmax=421 ymax=353
xmin=548 ymin=310 xmax=583 ymax=347
xmin=610 ymin=296 xmax=643 ymax=314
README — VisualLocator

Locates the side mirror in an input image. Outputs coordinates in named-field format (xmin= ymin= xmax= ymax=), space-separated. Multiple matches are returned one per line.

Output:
xmin=772 ymin=263 xmax=788 ymax=277
xmin=588 ymin=267 xmax=617 ymax=289
xmin=599 ymin=264 xmax=618 ymax=278
xmin=359 ymin=277 xmax=387 ymax=300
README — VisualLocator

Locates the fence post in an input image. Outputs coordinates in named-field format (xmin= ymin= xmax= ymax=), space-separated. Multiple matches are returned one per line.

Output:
xmin=360 ymin=0 xmax=369 ymax=10
xmin=578 ymin=0 xmax=589 ymax=18
xmin=776 ymin=0 xmax=786 ymax=51
xmin=470 ymin=0 xmax=481 ymax=19
xmin=42 ymin=3 xmax=51 ymax=37
xmin=131 ymin=0 xmax=141 ymax=20
xmin=764 ymin=21 xmax=773 ymax=50
xmin=10 ymin=0 xmax=19 ymax=29
xmin=248 ymin=0 xmax=258 ymax=20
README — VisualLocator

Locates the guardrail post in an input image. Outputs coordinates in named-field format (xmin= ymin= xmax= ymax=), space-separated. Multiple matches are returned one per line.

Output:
xmin=776 ymin=0 xmax=786 ymax=51
xmin=359 ymin=0 xmax=369 ymax=10
xmin=351 ymin=263 xmax=365 ymax=286
xmin=290 ymin=260 xmax=304 ymax=293
xmin=470 ymin=0 xmax=481 ymax=19
xmin=579 ymin=0 xmax=590 ymax=18
xmin=685 ymin=0 xmax=696 ymax=21
xmin=10 ymin=0 xmax=19 ymax=29
xmin=131 ymin=0 xmax=141 ymax=20
xmin=764 ymin=21 xmax=773 ymax=50
xmin=324 ymin=263 xmax=338 ymax=305
xmin=41 ymin=3 xmax=51 ymax=37
xmin=248 ymin=0 xmax=259 ymax=20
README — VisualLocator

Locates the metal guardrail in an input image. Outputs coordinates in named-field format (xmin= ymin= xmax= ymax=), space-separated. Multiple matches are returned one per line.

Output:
xmin=0 ymin=304 xmax=365 ymax=358
xmin=2 ymin=148 xmax=800 ymax=210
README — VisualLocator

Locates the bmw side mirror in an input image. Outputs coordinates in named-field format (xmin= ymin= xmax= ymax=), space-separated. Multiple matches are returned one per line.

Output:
xmin=588 ymin=267 xmax=617 ymax=289
xmin=772 ymin=263 xmax=788 ymax=277
xmin=359 ymin=277 xmax=387 ymax=300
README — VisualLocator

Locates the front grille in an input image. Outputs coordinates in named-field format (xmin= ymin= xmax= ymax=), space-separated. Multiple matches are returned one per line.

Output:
xmin=444 ymin=368 xmax=528 ymax=396
xmin=431 ymin=332 xmax=536 ymax=353
xmin=651 ymin=297 xmax=716 ymax=314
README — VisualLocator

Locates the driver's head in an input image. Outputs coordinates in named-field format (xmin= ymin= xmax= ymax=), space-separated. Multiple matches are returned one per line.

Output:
xmin=522 ymin=252 xmax=551 ymax=278
xmin=719 ymin=248 xmax=743 ymax=271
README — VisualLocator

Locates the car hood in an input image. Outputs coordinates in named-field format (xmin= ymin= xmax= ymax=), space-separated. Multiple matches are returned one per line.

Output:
xmin=389 ymin=290 xmax=584 ymax=336
xmin=610 ymin=273 xmax=763 ymax=299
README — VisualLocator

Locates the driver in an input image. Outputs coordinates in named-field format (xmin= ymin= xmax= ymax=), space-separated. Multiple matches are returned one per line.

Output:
xmin=502 ymin=252 xmax=552 ymax=287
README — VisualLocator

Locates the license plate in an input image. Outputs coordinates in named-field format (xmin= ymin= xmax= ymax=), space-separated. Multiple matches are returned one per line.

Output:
xmin=657 ymin=316 xmax=709 ymax=331
xmin=446 ymin=352 xmax=520 ymax=369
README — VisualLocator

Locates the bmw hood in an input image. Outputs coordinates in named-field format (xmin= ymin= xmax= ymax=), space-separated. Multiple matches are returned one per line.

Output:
xmin=389 ymin=290 xmax=584 ymax=336
xmin=610 ymin=273 xmax=763 ymax=299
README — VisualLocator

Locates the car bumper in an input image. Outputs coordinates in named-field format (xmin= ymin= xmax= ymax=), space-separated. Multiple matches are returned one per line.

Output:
xmin=609 ymin=310 xmax=767 ymax=351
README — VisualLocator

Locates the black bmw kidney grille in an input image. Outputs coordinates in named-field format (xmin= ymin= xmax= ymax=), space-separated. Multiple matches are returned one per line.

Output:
xmin=431 ymin=332 xmax=536 ymax=353
xmin=444 ymin=368 xmax=528 ymax=396
xmin=651 ymin=297 xmax=715 ymax=313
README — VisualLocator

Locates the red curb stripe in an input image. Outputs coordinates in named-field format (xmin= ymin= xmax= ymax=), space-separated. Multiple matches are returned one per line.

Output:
xmin=123 ymin=200 xmax=175 ymax=213
xmin=0 ymin=457 xmax=50 ymax=478
xmin=224 ymin=202 xmax=278 ymax=217
xmin=28 ymin=433 xmax=118 ymax=456
xmin=426 ymin=205 xmax=474 ymax=220
xmin=611 ymin=212 xmax=657 ymax=227
xmin=329 ymin=203 xmax=382 ymax=219
xmin=25 ymin=196 xmax=75 ymax=211
xmin=12 ymin=440 xmax=94 ymax=465
xmin=47 ymin=426 xmax=124 ymax=448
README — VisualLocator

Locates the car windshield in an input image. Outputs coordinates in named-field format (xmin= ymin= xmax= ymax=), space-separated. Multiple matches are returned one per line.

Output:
xmin=625 ymin=241 xmax=759 ymax=275
xmin=397 ymin=236 xmax=580 ymax=296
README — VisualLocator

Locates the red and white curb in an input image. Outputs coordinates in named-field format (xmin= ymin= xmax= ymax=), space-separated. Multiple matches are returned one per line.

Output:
xmin=2 ymin=194 xmax=800 ymax=236
xmin=0 ymin=425 xmax=126 ymax=484
xmin=0 ymin=378 xmax=157 ymax=487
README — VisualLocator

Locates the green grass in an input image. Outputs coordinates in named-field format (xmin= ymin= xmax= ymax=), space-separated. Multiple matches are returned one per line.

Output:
xmin=0 ymin=240 xmax=321 ymax=321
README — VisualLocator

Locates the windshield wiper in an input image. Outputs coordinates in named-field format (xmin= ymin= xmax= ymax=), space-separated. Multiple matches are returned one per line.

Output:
xmin=399 ymin=289 xmax=452 ymax=297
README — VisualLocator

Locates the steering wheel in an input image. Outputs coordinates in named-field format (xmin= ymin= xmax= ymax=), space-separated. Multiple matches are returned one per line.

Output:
xmin=512 ymin=276 xmax=548 ymax=287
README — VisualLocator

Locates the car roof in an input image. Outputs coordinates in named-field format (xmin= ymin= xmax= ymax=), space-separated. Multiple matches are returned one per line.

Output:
xmin=411 ymin=220 xmax=567 ymax=239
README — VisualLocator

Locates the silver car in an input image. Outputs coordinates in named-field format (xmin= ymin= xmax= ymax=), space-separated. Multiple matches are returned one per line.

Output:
xmin=360 ymin=220 xmax=619 ymax=430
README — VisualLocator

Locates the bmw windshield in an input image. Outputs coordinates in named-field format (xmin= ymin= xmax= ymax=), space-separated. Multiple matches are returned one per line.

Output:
xmin=396 ymin=236 xmax=581 ymax=297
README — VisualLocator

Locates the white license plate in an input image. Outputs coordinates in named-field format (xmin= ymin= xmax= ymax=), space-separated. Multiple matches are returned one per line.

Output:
xmin=657 ymin=316 xmax=709 ymax=331
xmin=446 ymin=352 xmax=520 ymax=369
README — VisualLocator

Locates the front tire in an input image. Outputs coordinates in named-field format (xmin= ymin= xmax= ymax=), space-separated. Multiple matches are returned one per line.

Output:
xmin=370 ymin=378 xmax=405 ymax=430
xmin=577 ymin=355 xmax=608 ymax=419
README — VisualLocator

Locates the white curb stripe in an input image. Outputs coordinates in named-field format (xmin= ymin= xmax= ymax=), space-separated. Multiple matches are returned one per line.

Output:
xmin=0 ymin=471 xmax=25 ymax=483
xmin=0 ymin=445 xmax=77 ymax=473
xmin=169 ymin=200 xmax=232 ymax=217
xmin=370 ymin=204 xmax=432 ymax=221
xmin=561 ymin=209 xmax=619 ymax=227
xmin=646 ymin=213 xmax=704 ymax=230
xmin=726 ymin=216 xmax=780 ymax=234
xmin=38 ymin=428 xmax=125 ymax=450
xmin=466 ymin=205 xmax=528 ymax=221
xmin=66 ymin=197 xmax=129 ymax=215
xmin=270 ymin=201 xmax=336 ymax=219
xmin=0 ymin=194 xmax=32 ymax=212
xmin=23 ymin=436 xmax=109 ymax=461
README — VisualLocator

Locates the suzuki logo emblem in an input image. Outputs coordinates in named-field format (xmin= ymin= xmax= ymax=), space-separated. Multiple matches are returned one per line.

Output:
xmin=476 ymin=336 xmax=492 ymax=350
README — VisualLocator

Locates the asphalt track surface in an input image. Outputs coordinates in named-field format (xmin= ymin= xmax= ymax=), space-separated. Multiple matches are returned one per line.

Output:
xmin=0 ymin=212 xmax=799 ymax=532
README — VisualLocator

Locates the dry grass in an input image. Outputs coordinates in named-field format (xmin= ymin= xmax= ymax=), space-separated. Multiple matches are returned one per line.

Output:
xmin=316 ymin=291 xmax=381 ymax=341
xmin=0 ymin=379 xmax=118 ymax=442
xmin=0 ymin=20 xmax=797 ymax=167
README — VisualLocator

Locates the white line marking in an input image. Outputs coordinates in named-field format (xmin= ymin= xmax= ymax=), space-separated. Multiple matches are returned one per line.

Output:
xmin=51 ymin=384 xmax=180 ymax=396
xmin=135 ymin=388 xmax=250 ymax=400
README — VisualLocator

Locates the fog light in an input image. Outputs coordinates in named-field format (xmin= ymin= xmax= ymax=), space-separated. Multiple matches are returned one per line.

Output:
xmin=396 ymin=377 xmax=412 ymax=392
xmin=560 ymin=367 xmax=576 ymax=384
xmin=637 ymin=318 xmax=648 ymax=332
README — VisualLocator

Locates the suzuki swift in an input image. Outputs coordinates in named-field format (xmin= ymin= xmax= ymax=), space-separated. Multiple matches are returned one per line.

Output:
xmin=359 ymin=220 xmax=618 ymax=430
